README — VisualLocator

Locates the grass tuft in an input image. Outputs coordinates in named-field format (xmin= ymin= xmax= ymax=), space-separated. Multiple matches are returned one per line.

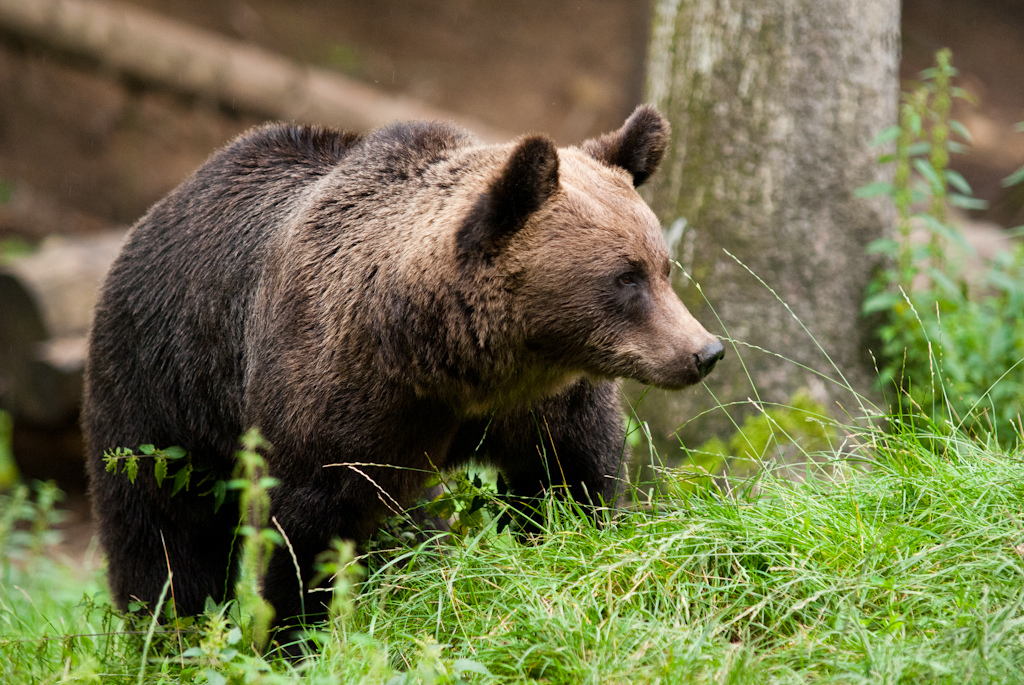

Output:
xmin=3 ymin=414 xmax=1024 ymax=683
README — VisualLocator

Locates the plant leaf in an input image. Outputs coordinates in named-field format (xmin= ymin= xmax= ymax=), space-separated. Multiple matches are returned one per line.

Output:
xmin=866 ymin=238 xmax=899 ymax=256
xmin=912 ymin=158 xmax=942 ymax=190
xmin=987 ymin=270 xmax=1022 ymax=294
xmin=205 ymin=671 xmax=227 ymax=685
xmin=863 ymin=291 xmax=900 ymax=315
xmin=951 ymin=87 xmax=979 ymax=105
xmin=154 ymin=457 xmax=167 ymax=488
xmin=1002 ymin=165 xmax=1024 ymax=188
xmin=944 ymin=169 xmax=973 ymax=195
xmin=212 ymin=480 xmax=227 ymax=512
xmin=908 ymin=110 xmax=922 ymax=136
xmin=949 ymin=193 xmax=988 ymax=210
xmin=172 ymin=463 xmax=192 ymax=495
xmin=855 ymin=181 xmax=893 ymax=198
xmin=914 ymin=213 xmax=974 ymax=254
xmin=949 ymin=119 xmax=973 ymax=143
xmin=126 ymin=455 xmax=139 ymax=484
xmin=907 ymin=141 xmax=931 ymax=157
xmin=163 ymin=446 xmax=187 ymax=460
xmin=926 ymin=267 xmax=964 ymax=301
xmin=453 ymin=659 xmax=493 ymax=677
xmin=870 ymin=125 xmax=901 ymax=146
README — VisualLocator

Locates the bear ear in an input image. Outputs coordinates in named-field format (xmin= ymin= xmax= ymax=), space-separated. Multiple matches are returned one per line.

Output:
xmin=581 ymin=104 xmax=669 ymax=187
xmin=457 ymin=135 xmax=560 ymax=260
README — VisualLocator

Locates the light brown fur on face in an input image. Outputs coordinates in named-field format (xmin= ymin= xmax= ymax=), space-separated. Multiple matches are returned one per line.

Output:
xmin=251 ymin=108 xmax=721 ymax=419
xmin=503 ymin=146 xmax=721 ymax=391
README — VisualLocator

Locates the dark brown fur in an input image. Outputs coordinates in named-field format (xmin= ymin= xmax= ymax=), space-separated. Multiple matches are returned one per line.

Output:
xmin=83 ymin=105 xmax=722 ymax=629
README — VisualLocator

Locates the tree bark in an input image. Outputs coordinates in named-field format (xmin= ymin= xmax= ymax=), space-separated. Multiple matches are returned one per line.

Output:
xmin=639 ymin=0 xmax=900 ymax=451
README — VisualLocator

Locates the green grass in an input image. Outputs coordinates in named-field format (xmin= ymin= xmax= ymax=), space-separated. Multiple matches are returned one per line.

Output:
xmin=3 ymin=413 xmax=1024 ymax=684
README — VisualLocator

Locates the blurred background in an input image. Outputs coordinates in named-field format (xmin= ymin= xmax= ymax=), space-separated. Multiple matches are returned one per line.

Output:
xmin=1 ymin=0 xmax=1023 ymax=554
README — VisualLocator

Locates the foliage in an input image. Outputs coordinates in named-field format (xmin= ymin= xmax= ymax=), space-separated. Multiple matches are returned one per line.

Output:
xmin=0 ymin=239 xmax=35 ymax=266
xmin=104 ymin=444 xmax=191 ymax=493
xmin=4 ymin=414 xmax=1024 ymax=683
xmin=230 ymin=428 xmax=281 ymax=650
xmin=858 ymin=48 xmax=1024 ymax=447
xmin=0 ymin=479 xmax=64 ymax=560
xmin=424 ymin=469 xmax=505 ymax=537
xmin=106 ymin=431 xmax=283 ymax=651
xmin=667 ymin=390 xmax=837 ymax=493
xmin=0 ymin=410 xmax=19 ymax=491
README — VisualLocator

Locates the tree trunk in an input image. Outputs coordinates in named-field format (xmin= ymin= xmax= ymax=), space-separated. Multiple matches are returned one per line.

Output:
xmin=638 ymin=0 xmax=900 ymax=453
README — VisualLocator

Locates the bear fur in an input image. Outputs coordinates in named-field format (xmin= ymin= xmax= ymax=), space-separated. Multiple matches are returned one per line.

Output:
xmin=83 ymin=105 xmax=723 ymax=628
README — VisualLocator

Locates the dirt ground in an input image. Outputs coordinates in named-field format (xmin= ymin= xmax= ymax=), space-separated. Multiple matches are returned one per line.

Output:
xmin=1 ymin=0 xmax=1023 ymax=546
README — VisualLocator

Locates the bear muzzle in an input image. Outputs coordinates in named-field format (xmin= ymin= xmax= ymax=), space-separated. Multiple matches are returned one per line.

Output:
xmin=632 ymin=286 xmax=725 ymax=389
xmin=695 ymin=339 xmax=725 ymax=379
xmin=638 ymin=337 xmax=724 ymax=390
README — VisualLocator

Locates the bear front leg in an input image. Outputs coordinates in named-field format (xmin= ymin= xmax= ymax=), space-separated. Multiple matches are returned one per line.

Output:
xmin=488 ymin=378 xmax=630 ymax=521
xmin=261 ymin=475 xmax=396 ymax=635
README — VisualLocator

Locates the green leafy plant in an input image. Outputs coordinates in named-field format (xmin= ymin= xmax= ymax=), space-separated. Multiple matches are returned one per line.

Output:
xmin=0 ymin=410 xmax=19 ymax=491
xmin=104 ymin=443 xmax=191 ymax=492
xmin=229 ymin=428 xmax=281 ymax=650
xmin=105 ymin=430 xmax=283 ymax=651
xmin=424 ymin=469 xmax=503 ymax=536
xmin=0 ymin=479 xmax=63 ymax=561
xmin=858 ymin=48 xmax=1024 ymax=447
xmin=103 ymin=442 xmax=249 ymax=512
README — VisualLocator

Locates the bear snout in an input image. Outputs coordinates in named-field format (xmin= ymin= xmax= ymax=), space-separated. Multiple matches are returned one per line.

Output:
xmin=636 ymin=284 xmax=724 ymax=389
xmin=645 ymin=338 xmax=722 ymax=389
xmin=694 ymin=339 xmax=725 ymax=380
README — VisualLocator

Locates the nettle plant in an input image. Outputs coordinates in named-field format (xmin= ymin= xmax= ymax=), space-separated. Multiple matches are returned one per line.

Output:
xmin=859 ymin=49 xmax=1024 ymax=447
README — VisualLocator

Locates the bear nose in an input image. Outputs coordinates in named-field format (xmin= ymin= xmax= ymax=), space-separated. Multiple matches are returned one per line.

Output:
xmin=694 ymin=340 xmax=725 ymax=379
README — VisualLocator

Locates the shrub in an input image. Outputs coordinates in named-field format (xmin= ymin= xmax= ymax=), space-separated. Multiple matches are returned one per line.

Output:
xmin=858 ymin=48 xmax=1024 ymax=447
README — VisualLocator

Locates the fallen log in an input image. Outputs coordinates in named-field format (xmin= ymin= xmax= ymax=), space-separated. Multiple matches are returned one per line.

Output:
xmin=0 ymin=230 xmax=126 ymax=425
xmin=0 ymin=0 xmax=508 ymax=141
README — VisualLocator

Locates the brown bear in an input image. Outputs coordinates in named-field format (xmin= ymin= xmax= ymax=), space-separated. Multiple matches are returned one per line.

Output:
xmin=83 ymin=105 xmax=723 ymax=630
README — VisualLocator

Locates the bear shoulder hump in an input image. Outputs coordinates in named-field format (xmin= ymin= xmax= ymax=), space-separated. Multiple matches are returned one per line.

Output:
xmin=218 ymin=123 xmax=363 ymax=173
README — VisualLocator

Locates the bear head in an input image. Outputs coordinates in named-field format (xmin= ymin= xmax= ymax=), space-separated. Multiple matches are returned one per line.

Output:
xmin=457 ymin=105 xmax=724 ymax=391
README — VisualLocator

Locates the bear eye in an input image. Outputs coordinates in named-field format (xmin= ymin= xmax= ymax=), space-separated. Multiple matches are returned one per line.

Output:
xmin=618 ymin=272 xmax=637 ymax=287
